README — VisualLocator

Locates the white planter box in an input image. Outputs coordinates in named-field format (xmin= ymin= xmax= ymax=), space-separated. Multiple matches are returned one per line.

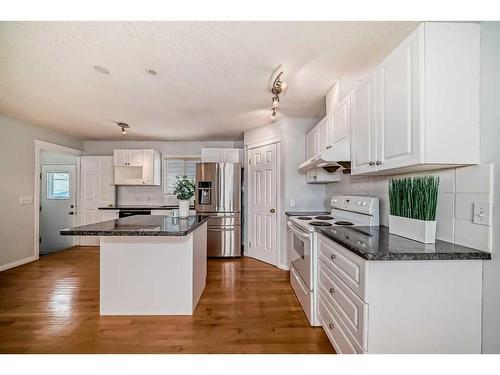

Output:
xmin=389 ymin=215 xmax=437 ymax=244
xmin=178 ymin=199 xmax=190 ymax=218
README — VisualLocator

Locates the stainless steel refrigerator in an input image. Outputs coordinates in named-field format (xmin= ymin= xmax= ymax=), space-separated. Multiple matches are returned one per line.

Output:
xmin=195 ymin=162 xmax=241 ymax=257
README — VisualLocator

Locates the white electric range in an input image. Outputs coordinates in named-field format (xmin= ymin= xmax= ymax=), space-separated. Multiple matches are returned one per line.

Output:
xmin=287 ymin=195 xmax=379 ymax=326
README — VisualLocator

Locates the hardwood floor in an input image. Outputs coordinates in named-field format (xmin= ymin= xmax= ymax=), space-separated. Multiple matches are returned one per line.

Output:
xmin=0 ymin=246 xmax=334 ymax=354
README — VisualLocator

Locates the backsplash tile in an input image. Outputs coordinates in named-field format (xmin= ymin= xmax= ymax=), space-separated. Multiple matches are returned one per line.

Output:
xmin=326 ymin=164 xmax=493 ymax=251
xmin=456 ymin=164 xmax=492 ymax=193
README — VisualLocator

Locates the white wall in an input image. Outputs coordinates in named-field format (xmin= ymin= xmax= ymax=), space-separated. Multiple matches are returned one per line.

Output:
xmin=84 ymin=140 xmax=243 ymax=205
xmin=0 ymin=115 xmax=83 ymax=270
xmin=478 ymin=21 xmax=500 ymax=354
xmin=244 ymin=117 xmax=326 ymax=269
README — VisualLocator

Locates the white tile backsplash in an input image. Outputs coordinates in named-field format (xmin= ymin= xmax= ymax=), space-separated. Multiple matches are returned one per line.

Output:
xmin=456 ymin=164 xmax=493 ymax=193
xmin=455 ymin=193 xmax=492 ymax=221
xmin=326 ymin=164 xmax=493 ymax=251
xmin=455 ymin=218 xmax=491 ymax=251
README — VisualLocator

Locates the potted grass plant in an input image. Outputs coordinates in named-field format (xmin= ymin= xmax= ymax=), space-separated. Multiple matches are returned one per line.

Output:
xmin=388 ymin=176 xmax=439 ymax=243
xmin=173 ymin=175 xmax=195 ymax=218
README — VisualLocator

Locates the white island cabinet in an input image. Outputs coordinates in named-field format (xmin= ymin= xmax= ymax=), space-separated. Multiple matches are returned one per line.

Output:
xmin=61 ymin=215 xmax=208 ymax=315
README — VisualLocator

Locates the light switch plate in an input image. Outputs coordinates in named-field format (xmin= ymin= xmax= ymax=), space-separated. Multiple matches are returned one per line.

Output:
xmin=473 ymin=203 xmax=491 ymax=226
xmin=19 ymin=195 xmax=33 ymax=204
xmin=289 ymin=199 xmax=296 ymax=208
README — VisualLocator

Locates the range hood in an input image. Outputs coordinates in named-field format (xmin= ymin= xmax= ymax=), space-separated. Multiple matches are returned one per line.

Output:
xmin=298 ymin=141 xmax=351 ymax=173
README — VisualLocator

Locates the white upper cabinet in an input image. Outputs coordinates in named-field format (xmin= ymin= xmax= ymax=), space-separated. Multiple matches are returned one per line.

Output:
xmin=351 ymin=74 xmax=377 ymax=174
xmin=351 ymin=22 xmax=480 ymax=176
xmin=113 ymin=149 xmax=161 ymax=185
xmin=114 ymin=149 xmax=143 ymax=167
xmin=318 ymin=116 xmax=330 ymax=153
xmin=306 ymin=126 xmax=320 ymax=160
xmin=201 ymin=148 xmax=243 ymax=163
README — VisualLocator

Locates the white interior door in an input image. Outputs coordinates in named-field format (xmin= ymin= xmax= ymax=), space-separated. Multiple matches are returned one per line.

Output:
xmin=40 ymin=164 xmax=76 ymax=254
xmin=248 ymin=143 xmax=277 ymax=266
xmin=80 ymin=156 xmax=115 ymax=246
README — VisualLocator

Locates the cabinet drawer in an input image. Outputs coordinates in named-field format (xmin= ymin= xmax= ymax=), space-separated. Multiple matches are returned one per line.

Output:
xmin=319 ymin=234 xmax=366 ymax=299
xmin=318 ymin=293 xmax=361 ymax=354
xmin=319 ymin=260 xmax=368 ymax=350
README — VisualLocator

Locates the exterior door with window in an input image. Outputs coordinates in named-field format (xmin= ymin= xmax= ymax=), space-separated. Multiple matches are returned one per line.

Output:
xmin=248 ymin=143 xmax=277 ymax=266
xmin=40 ymin=164 xmax=76 ymax=254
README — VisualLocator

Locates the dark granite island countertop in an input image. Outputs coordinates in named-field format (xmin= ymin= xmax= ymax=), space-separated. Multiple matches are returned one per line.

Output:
xmin=98 ymin=205 xmax=194 ymax=210
xmin=316 ymin=225 xmax=491 ymax=261
xmin=60 ymin=214 xmax=209 ymax=236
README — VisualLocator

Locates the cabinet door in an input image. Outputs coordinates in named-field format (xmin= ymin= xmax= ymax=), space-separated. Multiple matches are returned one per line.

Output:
xmin=376 ymin=29 xmax=421 ymax=171
xmin=331 ymin=95 xmax=350 ymax=147
xmin=113 ymin=150 xmax=128 ymax=166
xmin=223 ymin=149 xmax=242 ymax=163
xmin=141 ymin=150 xmax=154 ymax=184
xmin=351 ymin=75 xmax=377 ymax=175
xmin=128 ymin=150 xmax=144 ymax=166
xmin=306 ymin=129 xmax=316 ymax=159
xmin=318 ymin=116 xmax=330 ymax=153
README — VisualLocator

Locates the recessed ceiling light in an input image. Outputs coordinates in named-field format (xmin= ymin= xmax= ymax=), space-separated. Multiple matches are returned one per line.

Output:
xmin=94 ymin=65 xmax=110 ymax=74
xmin=145 ymin=69 xmax=157 ymax=75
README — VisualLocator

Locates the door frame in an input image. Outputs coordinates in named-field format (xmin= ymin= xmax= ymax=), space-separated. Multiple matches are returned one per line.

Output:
xmin=34 ymin=140 xmax=83 ymax=259
xmin=245 ymin=138 xmax=283 ymax=269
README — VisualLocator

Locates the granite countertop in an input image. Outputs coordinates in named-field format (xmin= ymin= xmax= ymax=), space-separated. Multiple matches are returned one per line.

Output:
xmin=98 ymin=205 xmax=194 ymax=210
xmin=315 ymin=226 xmax=491 ymax=261
xmin=285 ymin=211 xmax=330 ymax=217
xmin=60 ymin=215 xmax=209 ymax=236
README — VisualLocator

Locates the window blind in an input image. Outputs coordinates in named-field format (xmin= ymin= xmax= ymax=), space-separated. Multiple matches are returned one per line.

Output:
xmin=164 ymin=158 xmax=198 ymax=195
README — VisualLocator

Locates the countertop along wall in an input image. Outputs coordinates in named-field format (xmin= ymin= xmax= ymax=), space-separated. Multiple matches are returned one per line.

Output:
xmin=0 ymin=115 xmax=83 ymax=270
xmin=325 ymin=22 xmax=500 ymax=353
xmin=83 ymin=140 xmax=243 ymax=205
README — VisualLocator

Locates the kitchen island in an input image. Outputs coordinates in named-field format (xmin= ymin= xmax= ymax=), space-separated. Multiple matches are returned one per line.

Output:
xmin=61 ymin=215 xmax=209 ymax=315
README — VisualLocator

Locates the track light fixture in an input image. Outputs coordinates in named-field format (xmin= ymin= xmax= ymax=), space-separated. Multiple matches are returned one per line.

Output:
xmin=270 ymin=71 xmax=286 ymax=121
xmin=116 ymin=122 xmax=130 ymax=135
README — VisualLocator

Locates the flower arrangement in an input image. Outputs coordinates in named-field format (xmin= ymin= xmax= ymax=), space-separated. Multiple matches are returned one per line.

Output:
xmin=173 ymin=175 xmax=195 ymax=201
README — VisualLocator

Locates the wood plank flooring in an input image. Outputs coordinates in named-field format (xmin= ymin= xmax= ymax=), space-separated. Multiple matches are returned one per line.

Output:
xmin=0 ymin=246 xmax=334 ymax=353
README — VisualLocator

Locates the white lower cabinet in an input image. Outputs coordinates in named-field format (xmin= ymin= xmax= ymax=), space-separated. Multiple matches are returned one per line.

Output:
xmin=317 ymin=233 xmax=483 ymax=354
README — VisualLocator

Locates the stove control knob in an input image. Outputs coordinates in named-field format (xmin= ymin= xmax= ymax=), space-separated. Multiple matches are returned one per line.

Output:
xmin=357 ymin=201 xmax=362 ymax=206
xmin=362 ymin=202 xmax=368 ymax=206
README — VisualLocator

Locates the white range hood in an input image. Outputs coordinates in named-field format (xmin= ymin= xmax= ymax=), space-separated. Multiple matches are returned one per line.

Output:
xmin=298 ymin=144 xmax=351 ymax=173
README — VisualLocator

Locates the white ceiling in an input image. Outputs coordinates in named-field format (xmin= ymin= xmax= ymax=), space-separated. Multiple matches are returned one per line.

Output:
xmin=0 ymin=21 xmax=418 ymax=141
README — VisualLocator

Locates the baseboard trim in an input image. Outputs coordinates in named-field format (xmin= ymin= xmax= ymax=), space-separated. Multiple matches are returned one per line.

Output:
xmin=0 ymin=255 xmax=38 ymax=272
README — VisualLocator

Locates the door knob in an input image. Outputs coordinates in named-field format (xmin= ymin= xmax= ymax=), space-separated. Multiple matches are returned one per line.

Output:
xmin=68 ymin=211 xmax=75 ymax=215
xmin=328 ymin=323 xmax=334 ymax=329
xmin=270 ymin=208 xmax=276 ymax=213
xmin=70 ymin=205 xmax=74 ymax=208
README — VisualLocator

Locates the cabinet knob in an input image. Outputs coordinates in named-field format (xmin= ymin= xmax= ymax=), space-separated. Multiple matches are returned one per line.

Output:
xmin=376 ymin=160 xmax=382 ymax=165
xmin=328 ymin=323 xmax=334 ymax=330
xmin=329 ymin=287 xmax=335 ymax=294
xmin=330 ymin=254 xmax=336 ymax=260
xmin=369 ymin=161 xmax=375 ymax=166
xmin=270 ymin=208 xmax=276 ymax=213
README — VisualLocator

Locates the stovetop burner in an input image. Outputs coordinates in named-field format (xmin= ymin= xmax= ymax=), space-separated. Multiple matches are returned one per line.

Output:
xmin=310 ymin=221 xmax=332 ymax=227
xmin=334 ymin=221 xmax=354 ymax=226
xmin=297 ymin=216 xmax=313 ymax=220
xmin=314 ymin=215 xmax=334 ymax=220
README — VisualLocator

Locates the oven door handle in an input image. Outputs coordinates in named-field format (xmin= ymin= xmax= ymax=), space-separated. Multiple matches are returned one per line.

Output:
xmin=287 ymin=221 xmax=311 ymax=239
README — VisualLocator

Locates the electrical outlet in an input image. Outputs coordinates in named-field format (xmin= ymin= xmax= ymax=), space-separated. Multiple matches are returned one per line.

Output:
xmin=473 ymin=203 xmax=491 ymax=226
xmin=289 ymin=199 xmax=296 ymax=208
xmin=19 ymin=196 xmax=33 ymax=204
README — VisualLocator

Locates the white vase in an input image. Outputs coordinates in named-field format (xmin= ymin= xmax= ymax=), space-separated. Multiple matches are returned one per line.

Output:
xmin=389 ymin=215 xmax=437 ymax=244
xmin=178 ymin=199 xmax=190 ymax=218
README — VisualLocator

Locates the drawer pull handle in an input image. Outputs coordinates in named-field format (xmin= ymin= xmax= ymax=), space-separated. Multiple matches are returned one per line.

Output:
xmin=328 ymin=323 xmax=334 ymax=329
xmin=330 ymin=254 xmax=336 ymax=260
xmin=329 ymin=288 xmax=335 ymax=294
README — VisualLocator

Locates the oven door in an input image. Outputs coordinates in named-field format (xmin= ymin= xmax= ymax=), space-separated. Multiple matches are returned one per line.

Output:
xmin=287 ymin=220 xmax=313 ymax=290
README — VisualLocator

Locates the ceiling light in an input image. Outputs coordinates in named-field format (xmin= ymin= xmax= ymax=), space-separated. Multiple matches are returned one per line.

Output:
xmin=94 ymin=65 xmax=110 ymax=74
xmin=271 ymin=96 xmax=280 ymax=109
xmin=270 ymin=108 xmax=277 ymax=121
xmin=145 ymin=68 xmax=157 ymax=75
xmin=116 ymin=122 xmax=130 ymax=135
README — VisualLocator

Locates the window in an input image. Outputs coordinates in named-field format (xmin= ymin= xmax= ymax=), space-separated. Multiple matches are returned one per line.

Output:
xmin=163 ymin=158 xmax=199 ymax=195
xmin=47 ymin=172 xmax=70 ymax=199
